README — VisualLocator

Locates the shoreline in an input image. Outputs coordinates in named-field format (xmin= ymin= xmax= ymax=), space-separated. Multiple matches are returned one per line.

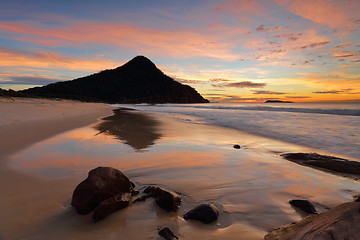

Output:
xmin=115 ymin=103 xmax=360 ymax=160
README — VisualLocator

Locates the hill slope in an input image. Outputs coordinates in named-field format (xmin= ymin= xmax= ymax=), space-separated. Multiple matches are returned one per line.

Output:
xmin=20 ymin=56 xmax=209 ymax=104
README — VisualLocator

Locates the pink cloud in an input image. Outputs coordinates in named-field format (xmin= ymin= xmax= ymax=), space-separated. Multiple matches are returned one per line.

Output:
xmin=214 ymin=0 xmax=266 ymax=22
xmin=273 ymin=0 xmax=360 ymax=29
xmin=256 ymin=24 xmax=282 ymax=32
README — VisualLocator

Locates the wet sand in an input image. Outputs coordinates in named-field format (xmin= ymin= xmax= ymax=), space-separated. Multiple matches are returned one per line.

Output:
xmin=0 ymin=99 xmax=359 ymax=240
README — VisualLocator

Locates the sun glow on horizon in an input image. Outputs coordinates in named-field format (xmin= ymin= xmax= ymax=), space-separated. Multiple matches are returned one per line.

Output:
xmin=0 ymin=0 xmax=359 ymax=103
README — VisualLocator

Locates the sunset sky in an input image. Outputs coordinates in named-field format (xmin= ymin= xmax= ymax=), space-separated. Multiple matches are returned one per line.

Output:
xmin=0 ymin=0 xmax=359 ymax=102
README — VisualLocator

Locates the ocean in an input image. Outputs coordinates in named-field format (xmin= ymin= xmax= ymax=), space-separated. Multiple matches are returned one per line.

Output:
xmin=115 ymin=102 xmax=360 ymax=160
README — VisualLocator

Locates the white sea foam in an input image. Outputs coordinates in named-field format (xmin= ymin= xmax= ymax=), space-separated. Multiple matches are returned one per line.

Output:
xmin=114 ymin=102 xmax=360 ymax=159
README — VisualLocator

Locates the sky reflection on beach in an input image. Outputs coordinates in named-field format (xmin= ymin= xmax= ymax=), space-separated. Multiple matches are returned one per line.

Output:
xmin=6 ymin=109 xmax=360 ymax=237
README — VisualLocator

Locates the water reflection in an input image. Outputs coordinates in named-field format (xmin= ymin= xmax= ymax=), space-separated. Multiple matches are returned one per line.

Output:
xmin=93 ymin=108 xmax=161 ymax=151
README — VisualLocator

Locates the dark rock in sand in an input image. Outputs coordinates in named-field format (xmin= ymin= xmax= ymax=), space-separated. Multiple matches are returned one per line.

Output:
xmin=133 ymin=194 xmax=151 ymax=203
xmin=71 ymin=167 xmax=132 ymax=214
xmin=131 ymin=190 xmax=140 ymax=196
xmin=265 ymin=202 xmax=360 ymax=240
xmin=233 ymin=144 xmax=241 ymax=149
xmin=184 ymin=203 xmax=219 ymax=224
xmin=281 ymin=153 xmax=360 ymax=178
xmin=158 ymin=227 xmax=179 ymax=240
xmin=93 ymin=192 xmax=131 ymax=222
xmin=353 ymin=194 xmax=360 ymax=202
xmin=144 ymin=186 xmax=181 ymax=211
xmin=289 ymin=199 xmax=317 ymax=215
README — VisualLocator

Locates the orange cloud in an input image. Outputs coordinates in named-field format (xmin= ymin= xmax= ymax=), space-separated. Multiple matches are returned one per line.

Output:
xmin=0 ymin=22 xmax=239 ymax=60
xmin=0 ymin=48 xmax=119 ymax=72
xmin=333 ymin=51 xmax=355 ymax=58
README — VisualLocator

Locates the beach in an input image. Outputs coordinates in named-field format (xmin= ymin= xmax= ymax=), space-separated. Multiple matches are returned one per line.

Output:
xmin=1 ymin=98 xmax=359 ymax=240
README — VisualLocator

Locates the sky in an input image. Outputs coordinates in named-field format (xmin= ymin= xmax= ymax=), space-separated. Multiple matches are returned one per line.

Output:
xmin=0 ymin=0 xmax=359 ymax=102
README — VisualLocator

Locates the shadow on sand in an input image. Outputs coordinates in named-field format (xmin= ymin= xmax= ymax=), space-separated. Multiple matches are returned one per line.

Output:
xmin=94 ymin=108 xmax=162 ymax=151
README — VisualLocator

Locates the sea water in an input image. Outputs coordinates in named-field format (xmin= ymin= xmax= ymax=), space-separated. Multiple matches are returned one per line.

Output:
xmin=115 ymin=102 xmax=360 ymax=159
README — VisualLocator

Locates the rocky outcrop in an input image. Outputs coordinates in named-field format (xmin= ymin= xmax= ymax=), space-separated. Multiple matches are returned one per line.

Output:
xmin=20 ymin=56 xmax=209 ymax=104
xmin=184 ymin=203 xmax=219 ymax=224
xmin=281 ymin=153 xmax=360 ymax=178
xmin=71 ymin=167 xmax=133 ymax=215
xmin=265 ymin=202 xmax=360 ymax=240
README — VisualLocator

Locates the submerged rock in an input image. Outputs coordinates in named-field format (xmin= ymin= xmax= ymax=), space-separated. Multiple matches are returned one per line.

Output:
xmin=71 ymin=167 xmax=132 ymax=214
xmin=281 ymin=153 xmax=360 ymax=178
xmin=144 ymin=186 xmax=181 ymax=211
xmin=265 ymin=202 xmax=360 ymax=240
xmin=184 ymin=203 xmax=219 ymax=224
xmin=158 ymin=227 xmax=179 ymax=240
xmin=93 ymin=192 xmax=131 ymax=222
xmin=289 ymin=199 xmax=317 ymax=215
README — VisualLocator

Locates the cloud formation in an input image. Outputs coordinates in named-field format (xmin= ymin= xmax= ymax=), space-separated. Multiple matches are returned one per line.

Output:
xmin=0 ymin=75 xmax=63 ymax=85
xmin=0 ymin=22 xmax=238 ymax=60
xmin=313 ymin=88 xmax=354 ymax=94
xmin=256 ymin=24 xmax=282 ymax=32
xmin=0 ymin=47 xmax=118 ymax=72
xmin=252 ymin=90 xmax=286 ymax=95
xmin=223 ymin=81 xmax=267 ymax=88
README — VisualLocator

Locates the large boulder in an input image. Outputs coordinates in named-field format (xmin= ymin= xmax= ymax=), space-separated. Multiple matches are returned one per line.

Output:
xmin=265 ymin=202 xmax=360 ymax=240
xmin=71 ymin=167 xmax=132 ymax=214
xmin=184 ymin=203 xmax=219 ymax=224
xmin=93 ymin=192 xmax=131 ymax=222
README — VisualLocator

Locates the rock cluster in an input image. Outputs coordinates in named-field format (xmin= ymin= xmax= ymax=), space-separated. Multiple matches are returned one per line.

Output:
xmin=71 ymin=166 xmax=219 ymax=231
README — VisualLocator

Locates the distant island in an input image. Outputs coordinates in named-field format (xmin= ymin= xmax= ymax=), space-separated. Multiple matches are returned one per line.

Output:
xmin=265 ymin=100 xmax=293 ymax=103
xmin=1 ymin=56 xmax=209 ymax=104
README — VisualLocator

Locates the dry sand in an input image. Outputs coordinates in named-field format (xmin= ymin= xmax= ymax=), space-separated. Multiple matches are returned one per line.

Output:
xmin=0 ymin=98 xmax=113 ymax=158
xmin=0 ymin=98 xmax=359 ymax=240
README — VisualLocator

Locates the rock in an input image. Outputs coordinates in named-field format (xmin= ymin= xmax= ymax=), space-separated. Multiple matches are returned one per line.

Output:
xmin=281 ymin=153 xmax=360 ymax=178
xmin=265 ymin=202 xmax=360 ymax=240
xmin=289 ymin=199 xmax=317 ymax=215
xmin=353 ymin=194 xmax=360 ymax=202
xmin=144 ymin=186 xmax=181 ymax=211
xmin=184 ymin=203 xmax=219 ymax=224
xmin=158 ymin=227 xmax=179 ymax=240
xmin=133 ymin=194 xmax=151 ymax=203
xmin=131 ymin=190 xmax=140 ymax=196
xmin=93 ymin=192 xmax=131 ymax=222
xmin=233 ymin=144 xmax=241 ymax=149
xmin=71 ymin=167 xmax=132 ymax=214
